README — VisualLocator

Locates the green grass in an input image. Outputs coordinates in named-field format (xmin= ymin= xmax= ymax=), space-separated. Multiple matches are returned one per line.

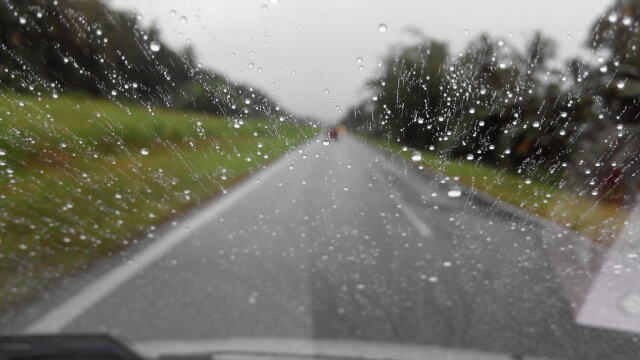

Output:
xmin=0 ymin=92 xmax=319 ymax=313
xmin=363 ymin=135 xmax=628 ymax=243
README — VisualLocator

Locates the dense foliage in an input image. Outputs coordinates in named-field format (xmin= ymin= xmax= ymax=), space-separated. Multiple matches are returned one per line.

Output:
xmin=0 ymin=0 xmax=287 ymax=119
xmin=343 ymin=0 xmax=640 ymax=205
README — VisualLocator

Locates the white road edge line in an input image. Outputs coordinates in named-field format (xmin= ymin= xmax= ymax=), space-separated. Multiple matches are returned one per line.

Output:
xmin=25 ymin=145 xmax=301 ymax=333
xmin=392 ymin=195 xmax=433 ymax=238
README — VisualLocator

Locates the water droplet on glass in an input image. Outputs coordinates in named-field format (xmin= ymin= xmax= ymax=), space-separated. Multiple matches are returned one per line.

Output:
xmin=179 ymin=16 xmax=187 ymax=23
xmin=533 ymin=121 xmax=540 ymax=128
xmin=356 ymin=57 xmax=363 ymax=63
xmin=559 ymin=129 xmax=566 ymax=136
xmin=443 ymin=261 xmax=452 ymax=267
xmin=469 ymin=108 xmax=475 ymax=114
xmin=378 ymin=24 xmax=387 ymax=33
xmin=623 ymin=16 xmax=632 ymax=26
xmin=466 ymin=154 xmax=474 ymax=160
xmin=499 ymin=62 xmax=506 ymax=69
xmin=115 ymin=193 xmax=122 ymax=199
xmin=19 ymin=17 xmax=26 ymax=25
xmin=608 ymin=12 xmax=618 ymax=23
xmin=149 ymin=41 xmax=161 ymax=52
xmin=0 ymin=149 xmax=5 ymax=156
xmin=322 ymin=140 xmax=330 ymax=146
xmin=170 ymin=9 xmax=177 ymax=16
xmin=617 ymin=81 xmax=626 ymax=89
xmin=600 ymin=65 xmax=608 ymax=73
xmin=140 ymin=148 xmax=149 ymax=155
xmin=447 ymin=188 xmax=462 ymax=198
xmin=428 ymin=276 xmax=438 ymax=283
xmin=111 ymin=90 xmax=117 ymax=96
xmin=411 ymin=151 xmax=422 ymax=162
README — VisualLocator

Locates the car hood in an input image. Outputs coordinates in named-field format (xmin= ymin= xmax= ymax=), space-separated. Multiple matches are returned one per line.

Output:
xmin=133 ymin=338 xmax=556 ymax=360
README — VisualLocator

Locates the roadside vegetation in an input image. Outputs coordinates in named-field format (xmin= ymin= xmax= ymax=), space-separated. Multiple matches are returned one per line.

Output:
xmin=344 ymin=0 xmax=639 ymax=243
xmin=365 ymin=135 xmax=628 ymax=243
xmin=0 ymin=93 xmax=319 ymax=313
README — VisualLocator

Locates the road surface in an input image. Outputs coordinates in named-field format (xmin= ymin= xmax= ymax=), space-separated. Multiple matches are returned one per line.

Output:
xmin=4 ymin=135 xmax=640 ymax=359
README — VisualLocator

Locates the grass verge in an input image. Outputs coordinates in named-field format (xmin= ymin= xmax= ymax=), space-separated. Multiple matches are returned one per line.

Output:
xmin=0 ymin=92 xmax=319 ymax=314
xmin=362 ymin=135 xmax=628 ymax=243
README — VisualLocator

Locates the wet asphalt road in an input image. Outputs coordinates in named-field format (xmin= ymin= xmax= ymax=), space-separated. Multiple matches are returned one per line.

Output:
xmin=9 ymin=135 xmax=640 ymax=359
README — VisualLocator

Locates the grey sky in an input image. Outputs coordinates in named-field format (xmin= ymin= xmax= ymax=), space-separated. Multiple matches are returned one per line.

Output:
xmin=109 ymin=0 xmax=611 ymax=124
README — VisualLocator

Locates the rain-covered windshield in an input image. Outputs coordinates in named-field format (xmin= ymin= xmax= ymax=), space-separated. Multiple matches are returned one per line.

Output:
xmin=2 ymin=0 xmax=640 ymax=359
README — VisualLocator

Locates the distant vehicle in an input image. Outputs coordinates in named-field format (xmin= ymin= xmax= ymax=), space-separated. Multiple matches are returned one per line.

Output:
xmin=327 ymin=125 xmax=346 ymax=141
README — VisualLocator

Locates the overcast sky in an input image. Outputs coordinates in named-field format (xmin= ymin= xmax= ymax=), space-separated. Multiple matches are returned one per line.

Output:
xmin=109 ymin=0 xmax=612 ymax=124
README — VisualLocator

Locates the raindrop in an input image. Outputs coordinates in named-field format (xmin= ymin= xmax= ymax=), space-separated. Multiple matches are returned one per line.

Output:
xmin=170 ymin=10 xmax=177 ymax=16
xmin=111 ymin=90 xmax=117 ymax=96
xmin=248 ymin=62 xmax=254 ymax=68
xmin=617 ymin=81 xmax=625 ymax=89
xmin=179 ymin=16 xmax=187 ymax=23
xmin=261 ymin=5 xmax=269 ymax=11
xmin=19 ymin=17 xmax=26 ymax=25
xmin=378 ymin=24 xmax=387 ymax=33
xmin=0 ymin=149 xmax=5 ymax=156
xmin=623 ymin=16 xmax=632 ymax=26
xmin=356 ymin=57 xmax=363 ymax=63
xmin=149 ymin=41 xmax=161 ymax=52
xmin=428 ymin=276 xmax=438 ymax=283
xmin=115 ymin=193 xmax=122 ymax=199
xmin=469 ymin=108 xmax=475 ymax=114
xmin=411 ymin=151 xmax=422 ymax=162
xmin=324 ymin=89 xmax=329 ymax=94
xmin=499 ymin=62 xmax=506 ymax=69
xmin=466 ymin=154 xmax=474 ymax=160
xmin=600 ymin=65 xmax=608 ymax=73
xmin=356 ymin=284 xmax=365 ymax=290
xmin=447 ymin=188 xmax=462 ymax=198
xmin=560 ymin=112 xmax=568 ymax=118
xmin=140 ymin=148 xmax=149 ymax=155
xmin=559 ymin=129 xmax=566 ymax=136
xmin=478 ymin=120 xmax=485 ymax=126
xmin=443 ymin=261 xmax=452 ymax=267
xmin=608 ymin=12 xmax=618 ymax=23
xmin=533 ymin=121 xmax=540 ymax=128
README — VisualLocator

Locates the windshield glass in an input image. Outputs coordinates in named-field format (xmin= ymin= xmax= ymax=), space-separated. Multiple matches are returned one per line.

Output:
xmin=2 ymin=0 xmax=640 ymax=359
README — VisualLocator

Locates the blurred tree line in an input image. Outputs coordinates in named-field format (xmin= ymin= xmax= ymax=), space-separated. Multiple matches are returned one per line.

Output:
xmin=0 ymin=0 xmax=288 ymax=119
xmin=342 ymin=0 xmax=640 ymax=206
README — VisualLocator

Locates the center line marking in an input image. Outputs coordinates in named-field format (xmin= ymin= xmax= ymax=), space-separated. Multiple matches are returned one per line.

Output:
xmin=392 ymin=196 xmax=433 ymax=238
